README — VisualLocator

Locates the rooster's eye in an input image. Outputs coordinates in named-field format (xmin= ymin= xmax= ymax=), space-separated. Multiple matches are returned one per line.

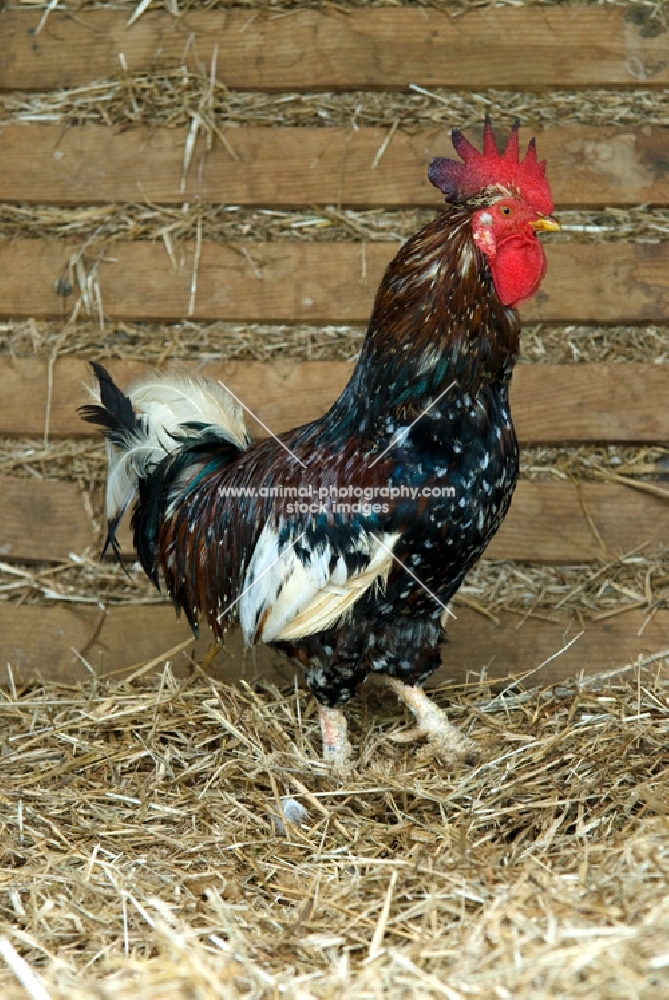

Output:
xmin=500 ymin=205 xmax=512 ymax=216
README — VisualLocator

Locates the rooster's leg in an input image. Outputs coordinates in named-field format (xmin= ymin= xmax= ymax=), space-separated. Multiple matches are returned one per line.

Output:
xmin=386 ymin=677 xmax=478 ymax=765
xmin=317 ymin=704 xmax=352 ymax=771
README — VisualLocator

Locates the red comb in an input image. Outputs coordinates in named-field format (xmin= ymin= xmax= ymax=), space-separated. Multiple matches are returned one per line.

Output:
xmin=428 ymin=117 xmax=553 ymax=216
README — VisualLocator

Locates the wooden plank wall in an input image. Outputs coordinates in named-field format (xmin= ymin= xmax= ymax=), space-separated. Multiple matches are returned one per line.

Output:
xmin=1 ymin=5 xmax=668 ymax=687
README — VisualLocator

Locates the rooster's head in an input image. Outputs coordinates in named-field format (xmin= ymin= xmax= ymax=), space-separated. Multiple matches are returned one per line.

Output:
xmin=429 ymin=117 xmax=559 ymax=308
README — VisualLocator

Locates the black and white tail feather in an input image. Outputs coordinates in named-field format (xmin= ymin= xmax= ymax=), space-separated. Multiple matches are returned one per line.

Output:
xmin=80 ymin=364 xmax=399 ymax=649
xmin=79 ymin=362 xmax=250 ymax=560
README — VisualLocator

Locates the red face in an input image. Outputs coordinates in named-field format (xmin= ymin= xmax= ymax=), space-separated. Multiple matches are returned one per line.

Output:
xmin=471 ymin=198 xmax=559 ymax=308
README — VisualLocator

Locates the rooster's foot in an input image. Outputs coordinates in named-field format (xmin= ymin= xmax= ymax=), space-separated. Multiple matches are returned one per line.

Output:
xmin=386 ymin=677 xmax=478 ymax=766
xmin=317 ymin=704 xmax=353 ymax=773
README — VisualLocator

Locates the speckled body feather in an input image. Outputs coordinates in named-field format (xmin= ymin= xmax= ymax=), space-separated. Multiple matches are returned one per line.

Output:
xmin=82 ymin=203 xmax=521 ymax=707
xmin=271 ymin=206 xmax=521 ymax=704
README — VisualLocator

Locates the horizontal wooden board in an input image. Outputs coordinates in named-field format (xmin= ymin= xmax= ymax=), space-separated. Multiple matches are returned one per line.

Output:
xmin=2 ymin=476 xmax=669 ymax=566
xmin=1 ymin=124 xmax=667 ymax=207
xmin=107 ymin=479 xmax=669 ymax=564
xmin=1 ymin=603 xmax=666 ymax=689
xmin=510 ymin=364 xmax=669 ymax=446
xmin=80 ymin=478 xmax=669 ymax=564
xmin=484 ymin=480 xmax=669 ymax=562
xmin=0 ymin=478 xmax=90 ymax=562
xmin=3 ymin=359 xmax=669 ymax=446
xmin=1 ymin=239 xmax=668 ymax=324
xmin=1 ymin=8 xmax=667 ymax=91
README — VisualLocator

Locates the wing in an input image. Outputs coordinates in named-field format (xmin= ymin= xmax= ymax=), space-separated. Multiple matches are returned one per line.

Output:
xmin=239 ymin=522 xmax=400 ymax=645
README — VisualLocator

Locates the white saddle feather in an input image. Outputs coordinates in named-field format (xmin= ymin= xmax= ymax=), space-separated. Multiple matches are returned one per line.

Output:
xmin=239 ymin=524 xmax=400 ymax=644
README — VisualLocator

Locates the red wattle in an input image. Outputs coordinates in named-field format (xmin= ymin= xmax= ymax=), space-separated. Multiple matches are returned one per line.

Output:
xmin=490 ymin=234 xmax=547 ymax=308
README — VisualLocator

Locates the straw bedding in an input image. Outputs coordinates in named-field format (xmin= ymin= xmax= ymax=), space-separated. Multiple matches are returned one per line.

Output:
xmin=0 ymin=665 xmax=667 ymax=998
xmin=4 ymin=318 xmax=669 ymax=366
xmin=5 ymin=81 xmax=669 ymax=131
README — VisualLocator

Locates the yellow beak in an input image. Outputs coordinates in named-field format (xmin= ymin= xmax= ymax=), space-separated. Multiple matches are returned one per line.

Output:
xmin=530 ymin=216 xmax=561 ymax=233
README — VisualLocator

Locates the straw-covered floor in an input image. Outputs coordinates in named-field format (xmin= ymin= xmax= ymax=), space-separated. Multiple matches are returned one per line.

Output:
xmin=0 ymin=662 xmax=667 ymax=999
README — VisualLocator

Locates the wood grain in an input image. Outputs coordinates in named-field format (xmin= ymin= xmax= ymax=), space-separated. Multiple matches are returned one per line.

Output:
xmin=1 ymin=124 xmax=667 ymax=207
xmin=0 ymin=477 xmax=90 ymax=562
xmin=83 ymin=478 xmax=669 ymax=565
xmin=1 ymin=603 xmax=665 ymax=688
xmin=1 ymin=239 xmax=669 ymax=324
xmin=484 ymin=480 xmax=669 ymax=562
xmin=2 ymin=476 xmax=668 ymax=566
xmin=510 ymin=364 xmax=669 ymax=446
xmin=27 ymin=358 xmax=353 ymax=443
xmin=2 ymin=8 xmax=667 ymax=91
xmin=2 ymin=359 xmax=669 ymax=445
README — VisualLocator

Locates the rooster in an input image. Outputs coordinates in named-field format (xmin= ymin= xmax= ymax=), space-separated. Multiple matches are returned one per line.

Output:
xmin=80 ymin=118 xmax=558 ymax=770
